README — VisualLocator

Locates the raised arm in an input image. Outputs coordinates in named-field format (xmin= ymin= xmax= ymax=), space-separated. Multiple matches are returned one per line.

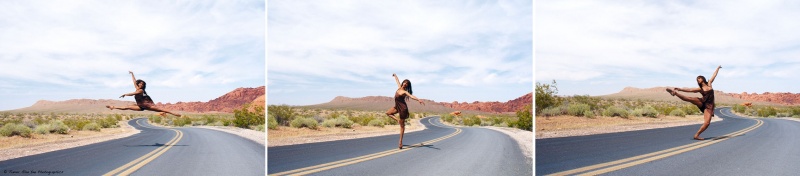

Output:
xmin=129 ymin=71 xmax=138 ymax=89
xmin=708 ymin=65 xmax=721 ymax=86
xmin=401 ymin=91 xmax=425 ymax=105
xmin=393 ymin=73 xmax=401 ymax=89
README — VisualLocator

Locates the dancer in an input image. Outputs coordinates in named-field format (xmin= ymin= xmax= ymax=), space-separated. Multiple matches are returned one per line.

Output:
xmin=106 ymin=71 xmax=182 ymax=117
xmin=666 ymin=65 xmax=721 ymax=140
xmin=386 ymin=73 xmax=425 ymax=149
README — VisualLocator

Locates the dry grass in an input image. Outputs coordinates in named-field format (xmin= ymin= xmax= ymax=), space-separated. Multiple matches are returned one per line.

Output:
xmin=536 ymin=115 xmax=721 ymax=139
xmin=267 ymin=118 xmax=424 ymax=147
xmin=0 ymin=120 xmax=138 ymax=161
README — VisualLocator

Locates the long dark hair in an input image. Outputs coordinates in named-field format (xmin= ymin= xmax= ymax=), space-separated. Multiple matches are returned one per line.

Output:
xmin=136 ymin=79 xmax=149 ymax=96
xmin=402 ymin=79 xmax=412 ymax=95
xmin=696 ymin=75 xmax=707 ymax=89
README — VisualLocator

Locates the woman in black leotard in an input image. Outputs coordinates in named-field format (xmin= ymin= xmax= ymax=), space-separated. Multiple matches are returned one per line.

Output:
xmin=106 ymin=71 xmax=182 ymax=117
xmin=667 ymin=65 xmax=721 ymax=140
xmin=386 ymin=73 xmax=425 ymax=149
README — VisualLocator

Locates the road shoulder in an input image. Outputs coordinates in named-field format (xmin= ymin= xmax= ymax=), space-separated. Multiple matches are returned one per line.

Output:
xmin=0 ymin=119 xmax=140 ymax=161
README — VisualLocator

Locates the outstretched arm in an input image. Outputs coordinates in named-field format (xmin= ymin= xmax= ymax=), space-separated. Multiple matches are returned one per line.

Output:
xmin=129 ymin=71 xmax=137 ymax=89
xmin=393 ymin=73 xmax=401 ymax=89
xmin=120 ymin=89 xmax=143 ymax=98
xmin=708 ymin=65 xmax=721 ymax=85
xmin=401 ymin=91 xmax=425 ymax=105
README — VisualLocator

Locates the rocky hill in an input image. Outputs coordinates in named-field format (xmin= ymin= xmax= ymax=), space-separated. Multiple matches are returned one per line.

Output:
xmin=726 ymin=92 xmax=800 ymax=105
xmin=304 ymin=93 xmax=532 ymax=114
xmin=6 ymin=86 xmax=265 ymax=113
xmin=157 ymin=86 xmax=265 ymax=113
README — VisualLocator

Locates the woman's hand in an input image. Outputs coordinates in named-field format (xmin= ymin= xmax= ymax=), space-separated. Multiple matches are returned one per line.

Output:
xmin=718 ymin=65 xmax=722 ymax=69
xmin=120 ymin=94 xmax=126 ymax=98
xmin=392 ymin=73 xmax=396 ymax=77
xmin=129 ymin=71 xmax=134 ymax=75
xmin=418 ymin=99 xmax=425 ymax=105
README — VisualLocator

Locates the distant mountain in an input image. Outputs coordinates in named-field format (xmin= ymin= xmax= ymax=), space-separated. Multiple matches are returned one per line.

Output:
xmin=6 ymin=86 xmax=265 ymax=113
xmin=600 ymin=87 xmax=781 ymax=106
xmin=304 ymin=93 xmax=532 ymax=114
xmin=726 ymin=92 xmax=800 ymax=106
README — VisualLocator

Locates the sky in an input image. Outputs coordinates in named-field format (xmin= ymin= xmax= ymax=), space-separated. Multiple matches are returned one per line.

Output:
xmin=0 ymin=0 xmax=265 ymax=111
xmin=267 ymin=0 xmax=533 ymax=106
xmin=537 ymin=0 xmax=800 ymax=96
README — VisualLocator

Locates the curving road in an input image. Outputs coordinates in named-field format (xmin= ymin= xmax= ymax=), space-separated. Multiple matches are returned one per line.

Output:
xmin=537 ymin=107 xmax=800 ymax=175
xmin=0 ymin=118 xmax=265 ymax=176
xmin=268 ymin=116 xmax=532 ymax=175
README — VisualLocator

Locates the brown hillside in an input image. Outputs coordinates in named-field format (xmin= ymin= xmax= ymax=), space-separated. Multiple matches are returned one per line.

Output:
xmin=726 ymin=92 xmax=800 ymax=105
xmin=600 ymin=87 xmax=780 ymax=106
xmin=7 ymin=99 xmax=139 ymax=114
xmin=304 ymin=93 xmax=532 ymax=114
xmin=158 ymin=86 xmax=265 ymax=113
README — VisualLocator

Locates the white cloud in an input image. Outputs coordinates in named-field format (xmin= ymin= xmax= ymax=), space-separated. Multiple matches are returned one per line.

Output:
xmin=268 ymin=0 xmax=532 ymax=105
xmin=537 ymin=0 xmax=800 ymax=95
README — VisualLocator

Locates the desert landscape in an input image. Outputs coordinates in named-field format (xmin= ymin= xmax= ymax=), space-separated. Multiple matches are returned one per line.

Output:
xmin=0 ymin=86 xmax=265 ymax=161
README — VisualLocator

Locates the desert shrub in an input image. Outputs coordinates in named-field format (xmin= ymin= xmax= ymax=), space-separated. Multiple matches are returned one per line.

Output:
xmin=98 ymin=116 xmax=119 ymax=128
xmin=568 ymin=103 xmax=591 ymax=116
xmin=541 ymin=106 xmax=564 ymax=117
xmin=733 ymin=104 xmax=746 ymax=113
xmin=35 ymin=124 xmax=51 ymax=134
xmin=632 ymin=106 xmax=658 ymax=118
xmin=322 ymin=117 xmax=354 ymax=128
xmin=516 ymin=104 xmax=532 ymax=131
xmin=536 ymin=80 xmax=562 ymax=113
xmin=150 ymin=115 xmax=163 ymax=124
xmin=174 ymin=117 xmax=192 ymax=127
xmin=50 ymin=120 xmax=69 ymax=134
xmin=603 ymin=106 xmax=629 ymax=118
xmin=757 ymin=106 xmax=777 ymax=117
xmin=63 ymin=118 xmax=90 ymax=131
xmin=583 ymin=110 xmax=595 ymax=118
xmin=253 ymin=124 xmax=265 ymax=132
xmin=234 ymin=103 xmax=266 ymax=129
xmin=192 ymin=121 xmax=206 ymax=126
xmin=290 ymin=117 xmax=318 ymax=129
xmin=569 ymin=95 xmax=602 ymax=110
xmin=83 ymin=122 xmax=101 ymax=131
xmin=463 ymin=115 xmax=481 ymax=126
xmin=268 ymin=104 xmax=295 ymax=126
xmin=669 ymin=109 xmax=687 ymax=117
xmin=268 ymin=114 xmax=278 ymax=130
xmin=0 ymin=123 xmax=32 ymax=138
xmin=211 ymin=121 xmax=224 ymax=126
xmin=348 ymin=114 xmax=374 ymax=126
xmin=367 ymin=119 xmax=385 ymax=127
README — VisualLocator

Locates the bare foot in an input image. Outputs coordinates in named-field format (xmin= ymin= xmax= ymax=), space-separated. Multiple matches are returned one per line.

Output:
xmin=399 ymin=144 xmax=403 ymax=150
xmin=106 ymin=105 xmax=114 ymax=110
xmin=694 ymin=136 xmax=704 ymax=140
xmin=666 ymin=88 xmax=676 ymax=96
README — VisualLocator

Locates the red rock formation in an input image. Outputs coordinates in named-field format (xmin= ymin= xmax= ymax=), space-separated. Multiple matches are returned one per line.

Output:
xmin=157 ymin=86 xmax=265 ymax=113
xmin=727 ymin=92 xmax=800 ymax=105
xmin=436 ymin=93 xmax=532 ymax=113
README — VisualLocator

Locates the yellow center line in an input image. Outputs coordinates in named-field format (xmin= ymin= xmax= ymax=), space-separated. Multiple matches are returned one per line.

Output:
xmin=104 ymin=127 xmax=183 ymax=176
xmin=271 ymin=127 xmax=462 ymax=176
xmin=549 ymin=119 xmax=763 ymax=176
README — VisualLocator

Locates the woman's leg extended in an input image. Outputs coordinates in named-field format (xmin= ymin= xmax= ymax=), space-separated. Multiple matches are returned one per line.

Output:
xmin=107 ymin=105 xmax=141 ymax=111
xmin=694 ymin=108 xmax=713 ymax=140
xmin=386 ymin=107 xmax=399 ymax=122
xmin=145 ymin=106 xmax=182 ymax=117
xmin=399 ymin=118 xmax=405 ymax=149
xmin=672 ymin=90 xmax=704 ymax=107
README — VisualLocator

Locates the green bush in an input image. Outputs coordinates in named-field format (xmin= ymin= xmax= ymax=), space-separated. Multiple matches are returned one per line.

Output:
xmin=536 ymin=80 xmax=562 ymax=113
xmin=322 ymin=117 xmax=354 ymax=128
xmin=568 ymin=103 xmax=591 ymax=116
xmin=442 ymin=114 xmax=454 ymax=123
xmin=268 ymin=114 xmax=278 ymax=130
xmin=35 ymin=124 xmax=51 ymax=134
xmin=83 ymin=122 xmax=101 ymax=131
xmin=516 ymin=104 xmax=533 ymax=131
xmin=0 ymin=123 xmax=32 ymax=138
xmin=268 ymin=104 xmax=295 ymax=126
xmin=583 ymin=110 xmax=595 ymax=118
xmin=234 ymin=103 xmax=266 ymax=129
xmin=603 ymin=106 xmax=629 ymax=118
xmin=348 ymin=114 xmax=374 ymax=126
xmin=541 ymin=106 xmax=564 ymax=117
xmin=290 ymin=117 xmax=318 ymax=129
xmin=253 ymin=124 xmax=265 ymax=132
xmin=733 ymin=104 xmax=746 ymax=113
xmin=669 ymin=109 xmax=687 ymax=117
xmin=50 ymin=120 xmax=69 ymax=134
xmin=633 ymin=106 xmax=658 ymax=118
xmin=463 ymin=115 xmax=481 ymax=126
xmin=367 ymin=119 xmax=384 ymax=127
xmin=150 ymin=115 xmax=163 ymax=124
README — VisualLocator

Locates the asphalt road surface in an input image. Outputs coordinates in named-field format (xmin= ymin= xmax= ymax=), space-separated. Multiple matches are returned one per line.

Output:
xmin=537 ymin=107 xmax=800 ymax=175
xmin=0 ymin=118 xmax=265 ymax=176
xmin=268 ymin=116 xmax=532 ymax=175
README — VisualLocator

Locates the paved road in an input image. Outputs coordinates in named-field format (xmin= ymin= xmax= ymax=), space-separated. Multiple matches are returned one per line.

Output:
xmin=537 ymin=107 xmax=800 ymax=175
xmin=0 ymin=118 xmax=265 ymax=176
xmin=268 ymin=116 xmax=532 ymax=175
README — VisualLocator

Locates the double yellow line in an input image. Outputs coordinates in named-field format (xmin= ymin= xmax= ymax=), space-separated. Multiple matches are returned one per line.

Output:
xmin=271 ymin=127 xmax=463 ymax=176
xmin=104 ymin=120 xmax=184 ymax=176
xmin=550 ymin=119 xmax=763 ymax=176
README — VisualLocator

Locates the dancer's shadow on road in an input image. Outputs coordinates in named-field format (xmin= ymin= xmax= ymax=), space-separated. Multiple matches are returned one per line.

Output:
xmin=405 ymin=144 xmax=440 ymax=150
xmin=706 ymin=133 xmax=747 ymax=140
xmin=124 ymin=143 xmax=189 ymax=147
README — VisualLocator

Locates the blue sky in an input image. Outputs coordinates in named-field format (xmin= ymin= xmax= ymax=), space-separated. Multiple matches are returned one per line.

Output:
xmin=537 ymin=0 xmax=800 ymax=96
xmin=0 ymin=1 xmax=265 ymax=111
xmin=268 ymin=0 xmax=533 ymax=106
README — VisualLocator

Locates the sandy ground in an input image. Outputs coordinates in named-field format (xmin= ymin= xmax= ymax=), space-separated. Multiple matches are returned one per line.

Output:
xmin=0 ymin=120 xmax=140 ymax=161
xmin=267 ymin=118 xmax=425 ymax=147
xmin=193 ymin=126 xmax=265 ymax=146
xmin=536 ymin=115 xmax=722 ymax=139
xmin=482 ymin=126 xmax=532 ymax=160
